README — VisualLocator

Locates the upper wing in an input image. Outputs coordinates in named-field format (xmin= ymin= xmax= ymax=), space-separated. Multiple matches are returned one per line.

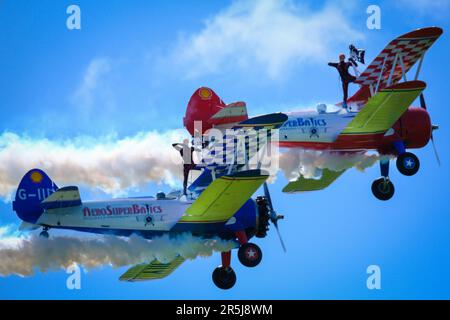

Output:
xmin=355 ymin=27 xmax=442 ymax=90
xmin=197 ymin=113 xmax=288 ymax=171
xmin=233 ymin=112 xmax=288 ymax=130
xmin=41 ymin=186 xmax=82 ymax=210
xmin=119 ymin=257 xmax=185 ymax=282
xmin=181 ymin=169 xmax=268 ymax=223
xmin=282 ymin=169 xmax=345 ymax=193
xmin=340 ymin=80 xmax=425 ymax=135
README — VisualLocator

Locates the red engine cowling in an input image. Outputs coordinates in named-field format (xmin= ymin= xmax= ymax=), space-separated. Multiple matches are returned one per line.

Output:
xmin=394 ymin=107 xmax=432 ymax=149
xmin=183 ymin=87 xmax=248 ymax=136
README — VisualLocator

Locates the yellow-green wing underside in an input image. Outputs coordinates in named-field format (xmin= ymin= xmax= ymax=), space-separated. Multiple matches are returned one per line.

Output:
xmin=341 ymin=80 xmax=426 ymax=135
xmin=181 ymin=170 xmax=269 ymax=223
xmin=282 ymin=169 xmax=345 ymax=193
xmin=119 ymin=257 xmax=185 ymax=281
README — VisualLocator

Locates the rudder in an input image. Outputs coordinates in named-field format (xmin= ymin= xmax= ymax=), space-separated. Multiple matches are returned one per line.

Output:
xmin=12 ymin=169 xmax=58 ymax=224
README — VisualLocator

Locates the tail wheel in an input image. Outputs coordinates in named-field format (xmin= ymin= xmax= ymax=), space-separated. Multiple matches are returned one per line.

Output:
xmin=212 ymin=266 xmax=236 ymax=290
xmin=371 ymin=178 xmax=395 ymax=201
xmin=396 ymin=152 xmax=420 ymax=176
xmin=238 ymin=243 xmax=262 ymax=268
xmin=39 ymin=230 xmax=49 ymax=238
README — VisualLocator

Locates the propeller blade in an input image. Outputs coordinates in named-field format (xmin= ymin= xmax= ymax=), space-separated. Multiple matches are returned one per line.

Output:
xmin=431 ymin=134 xmax=441 ymax=166
xmin=273 ymin=221 xmax=286 ymax=252
xmin=263 ymin=182 xmax=273 ymax=211
xmin=263 ymin=182 xmax=286 ymax=252
xmin=420 ymin=93 xmax=427 ymax=110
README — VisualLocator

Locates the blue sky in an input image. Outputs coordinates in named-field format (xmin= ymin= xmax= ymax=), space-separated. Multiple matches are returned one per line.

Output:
xmin=1 ymin=0 xmax=450 ymax=299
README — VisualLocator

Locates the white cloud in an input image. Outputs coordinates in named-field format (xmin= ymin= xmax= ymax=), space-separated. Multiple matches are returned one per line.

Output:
xmin=71 ymin=58 xmax=113 ymax=114
xmin=172 ymin=0 xmax=363 ymax=79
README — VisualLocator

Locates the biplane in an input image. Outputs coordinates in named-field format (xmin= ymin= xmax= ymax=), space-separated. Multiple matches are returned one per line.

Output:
xmin=12 ymin=117 xmax=285 ymax=290
xmin=183 ymin=27 xmax=443 ymax=200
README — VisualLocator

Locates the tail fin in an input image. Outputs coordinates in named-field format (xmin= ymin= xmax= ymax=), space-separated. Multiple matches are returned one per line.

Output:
xmin=183 ymin=87 xmax=248 ymax=135
xmin=12 ymin=169 xmax=58 ymax=224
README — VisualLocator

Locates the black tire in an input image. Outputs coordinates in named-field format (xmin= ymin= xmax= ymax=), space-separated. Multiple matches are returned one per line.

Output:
xmin=212 ymin=266 xmax=236 ymax=290
xmin=39 ymin=231 xmax=49 ymax=238
xmin=396 ymin=152 xmax=420 ymax=176
xmin=238 ymin=243 xmax=263 ymax=268
xmin=371 ymin=178 xmax=395 ymax=201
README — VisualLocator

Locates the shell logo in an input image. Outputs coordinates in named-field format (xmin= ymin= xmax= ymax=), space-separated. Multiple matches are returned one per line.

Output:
xmin=198 ymin=87 xmax=212 ymax=100
xmin=30 ymin=171 xmax=43 ymax=183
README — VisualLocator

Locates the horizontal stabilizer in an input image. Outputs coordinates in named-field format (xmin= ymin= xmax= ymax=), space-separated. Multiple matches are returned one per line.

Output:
xmin=119 ymin=257 xmax=185 ymax=281
xmin=283 ymin=169 xmax=345 ymax=193
xmin=41 ymin=186 xmax=82 ymax=210
xmin=209 ymin=102 xmax=248 ymax=126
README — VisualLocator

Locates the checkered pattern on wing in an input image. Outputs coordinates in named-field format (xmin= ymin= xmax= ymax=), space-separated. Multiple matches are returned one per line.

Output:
xmin=355 ymin=36 xmax=437 ymax=89
xmin=199 ymin=131 xmax=270 ymax=167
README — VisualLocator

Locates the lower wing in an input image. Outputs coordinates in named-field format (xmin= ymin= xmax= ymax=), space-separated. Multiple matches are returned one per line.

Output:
xmin=282 ymin=169 xmax=346 ymax=193
xmin=119 ymin=257 xmax=186 ymax=281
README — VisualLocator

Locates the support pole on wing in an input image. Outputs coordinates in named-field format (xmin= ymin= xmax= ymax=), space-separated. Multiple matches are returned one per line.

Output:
xmin=398 ymin=53 xmax=407 ymax=82
xmin=414 ymin=53 xmax=426 ymax=80
xmin=387 ymin=52 xmax=399 ymax=87
xmin=374 ymin=55 xmax=388 ymax=94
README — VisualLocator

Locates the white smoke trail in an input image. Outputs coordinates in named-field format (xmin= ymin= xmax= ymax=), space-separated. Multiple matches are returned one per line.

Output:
xmin=0 ymin=130 xmax=189 ymax=201
xmin=278 ymin=149 xmax=383 ymax=181
xmin=0 ymin=230 xmax=236 ymax=277
xmin=0 ymin=130 xmax=386 ymax=201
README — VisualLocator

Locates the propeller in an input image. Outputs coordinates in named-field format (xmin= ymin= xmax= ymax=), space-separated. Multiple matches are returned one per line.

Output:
xmin=431 ymin=125 xmax=441 ymax=166
xmin=420 ymin=93 xmax=441 ymax=166
xmin=420 ymin=93 xmax=427 ymax=110
xmin=263 ymin=182 xmax=286 ymax=252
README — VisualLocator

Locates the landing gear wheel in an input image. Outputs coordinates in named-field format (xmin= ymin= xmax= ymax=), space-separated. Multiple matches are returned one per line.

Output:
xmin=371 ymin=178 xmax=395 ymax=201
xmin=238 ymin=243 xmax=262 ymax=267
xmin=212 ymin=266 xmax=236 ymax=290
xmin=396 ymin=152 xmax=420 ymax=176
xmin=39 ymin=230 xmax=49 ymax=238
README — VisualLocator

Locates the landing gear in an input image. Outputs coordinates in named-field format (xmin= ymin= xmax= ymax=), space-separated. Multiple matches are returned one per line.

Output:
xmin=39 ymin=227 xmax=50 ymax=238
xmin=371 ymin=159 xmax=395 ymax=201
xmin=238 ymin=243 xmax=262 ymax=268
xmin=212 ymin=266 xmax=236 ymax=290
xmin=212 ymin=251 xmax=236 ymax=290
xmin=235 ymin=230 xmax=263 ymax=267
xmin=396 ymin=152 xmax=420 ymax=176
xmin=371 ymin=177 xmax=395 ymax=201
xmin=393 ymin=141 xmax=420 ymax=176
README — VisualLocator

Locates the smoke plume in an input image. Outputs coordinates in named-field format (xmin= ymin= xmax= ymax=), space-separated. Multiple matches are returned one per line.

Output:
xmin=0 ymin=227 xmax=235 ymax=277
xmin=0 ymin=130 xmax=385 ymax=201
xmin=0 ymin=131 xmax=188 ymax=200
xmin=278 ymin=149 xmax=382 ymax=181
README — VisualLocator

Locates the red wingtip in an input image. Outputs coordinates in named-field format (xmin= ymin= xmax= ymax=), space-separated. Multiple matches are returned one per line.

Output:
xmin=399 ymin=26 xmax=443 ymax=39
xmin=384 ymin=80 xmax=427 ymax=91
